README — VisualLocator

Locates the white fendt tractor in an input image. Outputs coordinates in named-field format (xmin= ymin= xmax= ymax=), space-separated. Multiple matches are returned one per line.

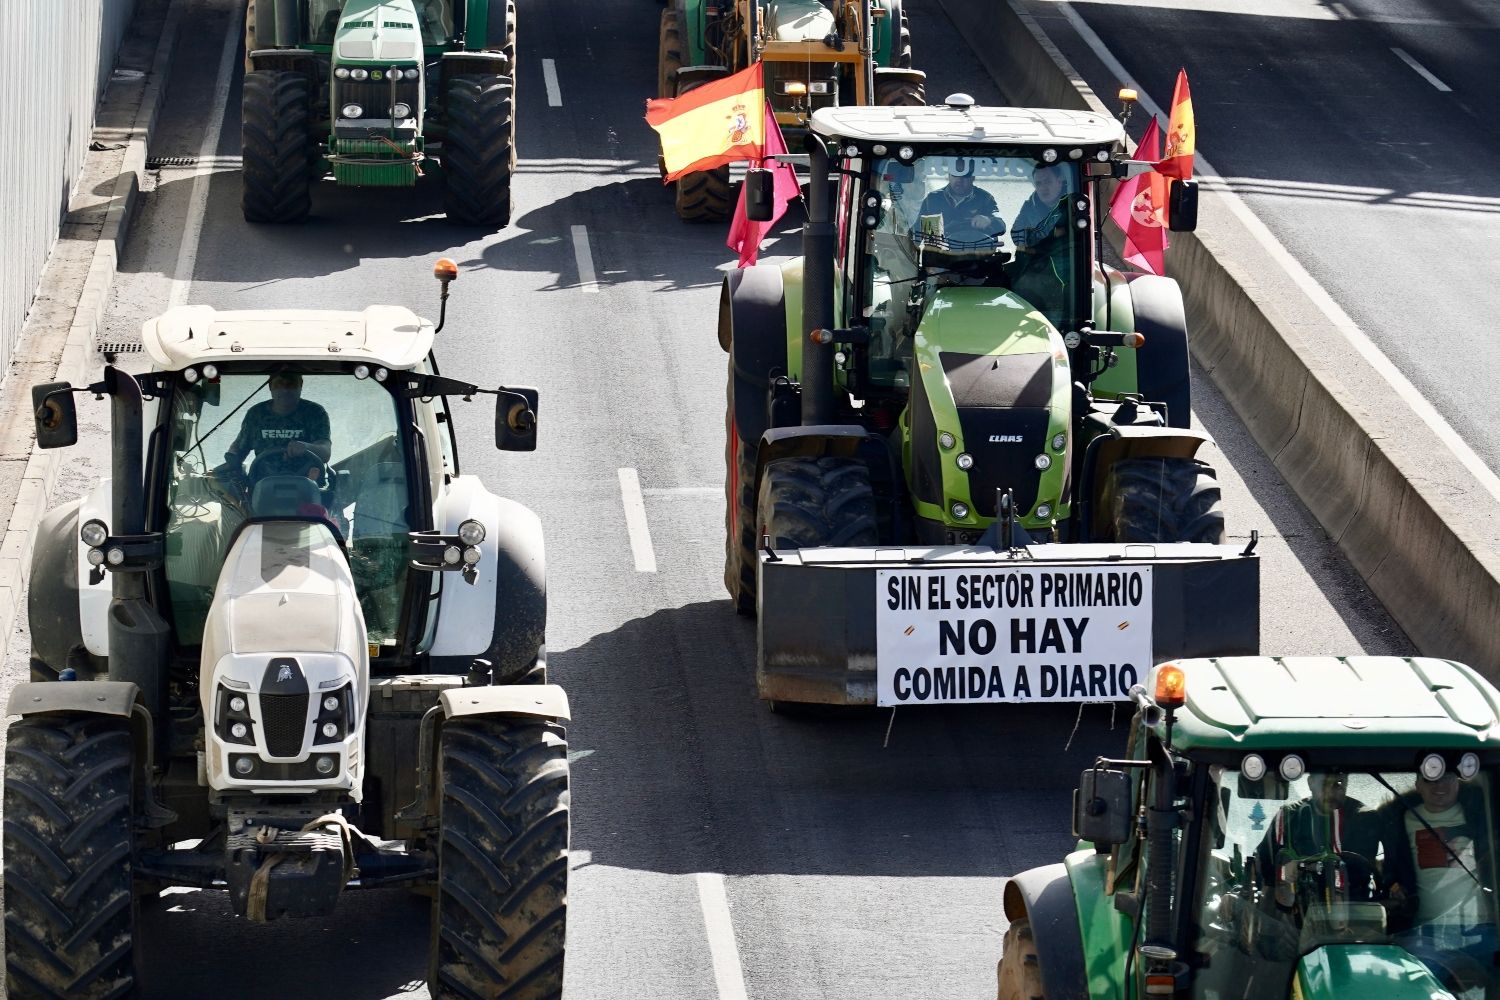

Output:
xmin=6 ymin=261 xmax=567 ymax=999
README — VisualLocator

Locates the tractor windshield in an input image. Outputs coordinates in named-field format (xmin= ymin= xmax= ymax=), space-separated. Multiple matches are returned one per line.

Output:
xmin=162 ymin=370 xmax=415 ymax=648
xmin=862 ymin=153 xmax=1080 ymax=371
xmin=1194 ymin=763 xmax=1500 ymax=998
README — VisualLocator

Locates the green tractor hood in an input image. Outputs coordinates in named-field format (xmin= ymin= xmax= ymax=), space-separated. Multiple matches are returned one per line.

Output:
xmin=333 ymin=0 xmax=426 ymax=61
xmin=905 ymin=286 xmax=1072 ymax=535
xmin=328 ymin=0 xmax=427 ymax=187
xmin=1294 ymin=944 xmax=1455 ymax=999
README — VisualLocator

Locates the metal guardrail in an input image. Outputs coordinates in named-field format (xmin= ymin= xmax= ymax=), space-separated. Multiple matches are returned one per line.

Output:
xmin=0 ymin=0 xmax=139 ymax=372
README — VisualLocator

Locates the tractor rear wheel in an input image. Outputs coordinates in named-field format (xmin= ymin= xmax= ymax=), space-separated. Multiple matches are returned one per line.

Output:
xmin=757 ymin=457 xmax=879 ymax=551
xmin=875 ymin=76 xmax=926 ymax=108
xmin=1107 ymin=456 xmax=1226 ymax=544
xmin=657 ymin=7 xmax=683 ymax=101
xmin=443 ymin=75 xmax=516 ymax=228
xmin=4 ymin=716 xmax=136 ymax=1000
xmin=724 ymin=360 xmax=758 ymax=616
xmin=241 ymin=70 xmax=312 ymax=224
xmin=430 ymin=716 xmax=568 ymax=1000
xmin=996 ymin=918 xmax=1045 ymax=1000
xmin=671 ymin=73 xmax=735 ymax=222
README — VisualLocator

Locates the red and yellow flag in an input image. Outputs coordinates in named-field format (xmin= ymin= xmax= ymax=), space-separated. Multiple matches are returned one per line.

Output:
xmin=1109 ymin=116 xmax=1169 ymax=276
xmin=1153 ymin=69 xmax=1195 ymax=180
xmin=647 ymin=64 xmax=767 ymax=181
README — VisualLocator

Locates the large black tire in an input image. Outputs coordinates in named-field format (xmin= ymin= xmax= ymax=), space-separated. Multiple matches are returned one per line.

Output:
xmin=1106 ymin=456 xmax=1225 ymax=544
xmin=874 ymin=76 xmax=926 ymax=108
xmin=4 ymin=717 xmax=136 ymax=999
xmin=430 ymin=717 xmax=568 ymax=1000
xmin=671 ymin=75 xmax=734 ymax=222
xmin=897 ymin=11 xmax=913 ymax=69
xmin=724 ymin=359 xmax=758 ymax=616
xmin=443 ymin=75 xmax=516 ymax=228
xmin=757 ymin=457 xmax=879 ymax=550
xmin=657 ymin=7 xmax=683 ymax=101
xmin=995 ymin=918 xmax=1044 ymax=1000
xmin=241 ymin=70 xmax=312 ymax=224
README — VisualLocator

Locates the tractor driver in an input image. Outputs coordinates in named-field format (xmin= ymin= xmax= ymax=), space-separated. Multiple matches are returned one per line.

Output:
xmin=1255 ymin=771 xmax=1391 ymax=900
xmin=917 ymin=157 xmax=1006 ymax=246
xmin=1007 ymin=164 xmax=1073 ymax=326
xmin=222 ymin=373 xmax=332 ymax=483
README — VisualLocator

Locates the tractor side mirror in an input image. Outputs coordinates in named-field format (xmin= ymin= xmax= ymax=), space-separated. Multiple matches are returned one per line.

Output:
xmin=743 ymin=168 xmax=777 ymax=222
xmin=1168 ymin=179 xmax=1198 ymax=232
xmin=32 ymin=382 xmax=78 ymax=449
xmin=495 ymin=386 xmax=539 ymax=452
xmin=1073 ymin=767 xmax=1133 ymax=847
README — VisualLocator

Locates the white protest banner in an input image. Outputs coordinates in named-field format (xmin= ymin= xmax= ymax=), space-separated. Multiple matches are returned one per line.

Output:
xmin=875 ymin=565 xmax=1153 ymax=706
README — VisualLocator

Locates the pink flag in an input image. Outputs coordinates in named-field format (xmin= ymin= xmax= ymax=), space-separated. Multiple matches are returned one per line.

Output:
xmin=727 ymin=106 xmax=800 ymax=267
xmin=1108 ymin=116 xmax=1170 ymax=276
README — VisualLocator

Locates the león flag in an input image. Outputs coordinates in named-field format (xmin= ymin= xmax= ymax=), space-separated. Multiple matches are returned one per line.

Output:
xmin=726 ymin=106 xmax=800 ymax=267
xmin=647 ymin=64 xmax=768 ymax=181
xmin=1108 ymin=116 xmax=1169 ymax=276
xmin=1153 ymin=69 xmax=1195 ymax=180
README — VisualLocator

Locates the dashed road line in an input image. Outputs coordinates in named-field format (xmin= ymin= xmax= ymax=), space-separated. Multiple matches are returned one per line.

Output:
xmin=618 ymin=468 xmax=657 ymax=573
xmin=542 ymin=58 xmax=563 ymax=106
xmin=696 ymin=873 xmax=749 ymax=1000
xmin=168 ymin=5 xmax=242 ymax=309
xmin=1390 ymin=47 xmax=1451 ymax=92
xmin=571 ymin=224 xmax=599 ymax=293
xmin=1057 ymin=4 xmax=1500 ymax=505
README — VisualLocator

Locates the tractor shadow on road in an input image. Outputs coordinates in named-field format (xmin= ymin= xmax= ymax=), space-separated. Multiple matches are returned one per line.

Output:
xmin=550 ymin=599 xmax=1126 ymax=880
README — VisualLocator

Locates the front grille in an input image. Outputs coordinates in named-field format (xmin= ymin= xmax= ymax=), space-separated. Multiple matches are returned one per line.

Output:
xmin=335 ymin=78 xmax=419 ymax=119
xmin=955 ymin=408 xmax=1051 ymax=517
xmin=260 ymin=693 xmax=310 ymax=758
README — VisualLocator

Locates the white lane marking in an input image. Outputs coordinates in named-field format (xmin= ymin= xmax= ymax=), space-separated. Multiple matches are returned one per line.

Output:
xmin=1328 ymin=1 xmax=1354 ymax=17
xmin=168 ymin=5 xmax=243 ymax=309
xmin=696 ymin=873 xmax=749 ymax=1000
xmin=571 ymin=224 xmax=599 ymax=293
xmin=1391 ymin=47 xmax=1452 ymax=92
xmin=1058 ymin=5 xmax=1500 ymax=505
xmin=542 ymin=58 xmax=563 ymax=106
xmin=618 ymin=468 xmax=657 ymax=573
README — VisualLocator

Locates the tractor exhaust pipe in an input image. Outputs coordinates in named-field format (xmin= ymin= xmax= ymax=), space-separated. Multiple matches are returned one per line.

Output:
xmin=801 ymin=134 xmax=836 ymax=426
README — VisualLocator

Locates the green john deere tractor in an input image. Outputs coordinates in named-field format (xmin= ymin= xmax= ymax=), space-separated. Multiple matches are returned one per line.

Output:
xmin=1000 ymin=656 xmax=1500 ymax=1000
xmin=657 ymin=0 xmax=925 ymax=222
xmin=243 ymin=0 xmax=516 ymax=226
xmin=719 ymin=96 xmax=1256 ymax=710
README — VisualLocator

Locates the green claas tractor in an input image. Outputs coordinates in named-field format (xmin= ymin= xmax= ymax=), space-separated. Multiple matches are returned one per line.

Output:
xmin=6 ymin=262 xmax=567 ymax=997
xmin=999 ymin=656 xmax=1500 ymax=1000
xmin=719 ymin=95 xmax=1256 ymax=710
xmin=243 ymin=0 xmax=517 ymax=226
xmin=657 ymin=0 xmax=925 ymax=222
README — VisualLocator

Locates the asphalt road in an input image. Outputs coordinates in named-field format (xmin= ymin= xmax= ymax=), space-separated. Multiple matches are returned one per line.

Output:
xmin=1030 ymin=0 xmax=1500 ymax=474
xmin=2 ymin=0 xmax=1414 ymax=998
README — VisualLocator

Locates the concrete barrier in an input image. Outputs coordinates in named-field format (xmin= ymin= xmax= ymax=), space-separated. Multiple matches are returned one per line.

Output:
xmin=936 ymin=0 xmax=1500 ymax=671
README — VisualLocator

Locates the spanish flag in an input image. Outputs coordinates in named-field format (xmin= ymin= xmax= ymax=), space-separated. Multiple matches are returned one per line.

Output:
xmin=1153 ymin=69 xmax=1195 ymax=180
xmin=647 ymin=64 xmax=767 ymax=181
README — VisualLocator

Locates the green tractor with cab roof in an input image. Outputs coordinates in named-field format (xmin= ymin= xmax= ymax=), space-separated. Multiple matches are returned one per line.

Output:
xmin=243 ymin=0 xmax=516 ymax=226
xmin=999 ymin=656 xmax=1500 ymax=1000
xmin=719 ymin=95 xmax=1253 ymax=710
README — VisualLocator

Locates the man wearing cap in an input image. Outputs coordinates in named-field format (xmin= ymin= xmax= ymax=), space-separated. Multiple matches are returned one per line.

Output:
xmin=917 ymin=159 xmax=1005 ymax=244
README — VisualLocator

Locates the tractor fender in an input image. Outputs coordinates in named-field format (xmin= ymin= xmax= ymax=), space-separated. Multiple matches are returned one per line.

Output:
xmin=1122 ymin=273 xmax=1191 ymax=429
xmin=430 ymin=478 xmax=546 ymax=682
xmin=69 ymin=480 xmax=114 ymax=659
xmin=28 ymin=499 xmax=87 ymax=676
xmin=1002 ymin=864 xmax=1089 ymax=1000
xmin=441 ymin=50 xmax=512 ymax=76
xmin=438 ymin=683 xmax=569 ymax=723
xmin=722 ymin=265 xmax=789 ymax=444
xmin=6 ymin=680 xmax=141 ymax=720
xmin=1081 ymin=424 xmax=1214 ymax=539
xmin=459 ymin=0 xmax=514 ymax=52
xmin=873 ymin=66 xmax=926 ymax=87
xmin=674 ymin=65 xmax=730 ymax=95
xmin=753 ymin=425 xmax=871 ymax=497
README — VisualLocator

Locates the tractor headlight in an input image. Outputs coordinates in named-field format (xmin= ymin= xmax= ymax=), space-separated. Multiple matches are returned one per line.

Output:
xmin=86 ymin=548 xmax=106 ymax=566
xmin=1280 ymin=754 xmax=1306 ymax=782
xmin=1241 ymin=753 xmax=1267 ymax=781
xmin=443 ymin=545 xmax=463 ymax=565
xmin=1420 ymin=753 xmax=1446 ymax=781
xmin=1034 ymin=454 xmax=1051 ymax=471
xmin=218 ymin=687 xmax=255 ymax=745
xmin=323 ymin=695 xmax=339 ymax=712
xmin=321 ymin=722 xmax=339 ymax=739
xmin=950 ymin=501 xmax=969 ymax=520
xmin=1035 ymin=503 xmax=1052 ymax=520
xmin=183 ymin=366 xmax=199 ymax=383
xmin=350 ymin=68 xmax=369 ymax=81
xmin=231 ymin=722 xmax=248 ymax=739
xmin=105 ymin=547 xmax=126 ymax=566
xmin=808 ymin=81 xmax=831 ymax=95
xmin=233 ymin=757 xmax=254 ymax=775
xmin=80 ymin=519 xmax=108 ymax=548
xmin=202 ymin=364 xmax=218 ymax=380
xmin=314 ymin=687 xmax=350 ymax=746
xmin=353 ymin=364 xmax=371 ymax=380
xmin=404 ymin=67 xmax=420 ymax=80
xmin=938 ymin=431 xmax=955 ymax=450
xmin=1052 ymin=433 xmax=1066 ymax=451
xmin=334 ymin=67 xmax=351 ymax=80
xmin=458 ymin=519 xmax=486 ymax=546
xmin=388 ymin=66 xmax=403 ymax=79
xmin=341 ymin=103 xmax=364 ymax=119
xmin=955 ymin=453 xmax=974 ymax=471
xmin=315 ymin=756 xmax=337 ymax=775
xmin=391 ymin=102 xmax=412 ymax=119
xmin=230 ymin=696 xmax=247 ymax=713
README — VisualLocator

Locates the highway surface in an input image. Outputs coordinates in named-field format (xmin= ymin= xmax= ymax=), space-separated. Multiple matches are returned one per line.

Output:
xmin=1032 ymin=0 xmax=1500 ymax=474
xmin=1 ymin=0 xmax=1415 ymax=997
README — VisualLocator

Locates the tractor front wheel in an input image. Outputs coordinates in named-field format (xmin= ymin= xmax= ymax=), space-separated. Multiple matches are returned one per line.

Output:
xmin=241 ymin=70 xmax=312 ymax=223
xmin=1107 ymin=456 xmax=1226 ymax=544
xmin=671 ymin=74 xmax=735 ymax=222
xmin=724 ymin=361 xmax=758 ymax=616
xmin=430 ymin=716 xmax=569 ymax=1000
xmin=4 ymin=716 xmax=137 ymax=999
xmin=875 ymin=75 xmax=926 ymax=108
xmin=995 ymin=918 xmax=1045 ymax=1000
xmin=757 ymin=457 xmax=879 ymax=551
xmin=443 ymin=75 xmax=516 ymax=228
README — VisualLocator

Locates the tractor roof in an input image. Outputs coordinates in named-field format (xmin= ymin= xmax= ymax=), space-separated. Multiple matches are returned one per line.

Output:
xmin=1153 ymin=657 xmax=1500 ymax=753
xmin=140 ymin=305 xmax=434 ymax=371
xmin=810 ymin=104 xmax=1124 ymax=149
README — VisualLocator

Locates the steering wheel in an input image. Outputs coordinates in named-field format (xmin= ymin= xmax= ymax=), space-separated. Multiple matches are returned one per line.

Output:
xmin=247 ymin=448 xmax=330 ymax=488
